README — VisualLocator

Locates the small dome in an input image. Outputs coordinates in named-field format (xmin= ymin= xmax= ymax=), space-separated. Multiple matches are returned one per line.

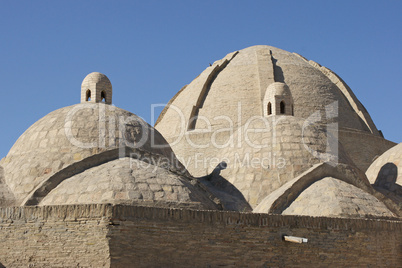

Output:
xmin=40 ymin=157 xmax=219 ymax=210
xmin=280 ymin=177 xmax=395 ymax=218
xmin=264 ymin=82 xmax=294 ymax=116
xmin=81 ymin=72 xmax=112 ymax=104
xmin=267 ymin=82 xmax=291 ymax=96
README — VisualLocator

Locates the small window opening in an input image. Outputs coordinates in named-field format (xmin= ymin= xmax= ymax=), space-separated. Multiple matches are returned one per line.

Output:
xmin=86 ymin=90 xmax=91 ymax=101
xmin=267 ymin=102 xmax=272 ymax=115
xmin=292 ymin=105 xmax=294 ymax=116
xmin=280 ymin=101 xmax=285 ymax=114
xmin=101 ymin=91 xmax=106 ymax=102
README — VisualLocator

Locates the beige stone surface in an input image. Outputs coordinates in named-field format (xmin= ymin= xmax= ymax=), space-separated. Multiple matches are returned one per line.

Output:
xmin=198 ymin=116 xmax=352 ymax=208
xmin=263 ymin=82 xmax=294 ymax=116
xmin=0 ymin=103 xmax=183 ymax=205
xmin=0 ymin=50 xmax=401 ymax=266
xmin=253 ymin=161 xmax=402 ymax=215
xmin=339 ymin=128 xmax=396 ymax=172
xmin=81 ymin=72 xmax=113 ymax=104
xmin=303 ymin=56 xmax=379 ymax=135
xmin=281 ymin=177 xmax=394 ymax=218
xmin=155 ymin=45 xmax=394 ymax=179
xmin=156 ymin=45 xmax=376 ymax=135
xmin=0 ymin=165 xmax=14 ymax=207
xmin=366 ymin=143 xmax=402 ymax=185
xmin=40 ymin=157 xmax=219 ymax=210
xmin=366 ymin=143 xmax=402 ymax=208
xmin=0 ymin=47 xmax=398 ymax=222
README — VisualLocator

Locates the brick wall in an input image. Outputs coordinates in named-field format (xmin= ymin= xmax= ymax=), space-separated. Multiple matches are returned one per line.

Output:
xmin=0 ymin=205 xmax=111 ymax=267
xmin=109 ymin=206 xmax=402 ymax=267
xmin=0 ymin=204 xmax=401 ymax=267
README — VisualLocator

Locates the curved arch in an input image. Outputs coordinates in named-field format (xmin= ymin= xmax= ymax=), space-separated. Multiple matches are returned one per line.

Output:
xmin=101 ymin=91 xmax=106 ymax=102
xmin=267 ymin=102 xmax=272 ymax=115
xmin=280 ymin=101 xmax=285 ymax=114
xmin=22 ymin=147 xmax=190 ymax=206
xmin=260 ymin=163 xmax=401 ymax=217
xmin=187 ymin=51 xmax=239 ymax=130
xmin=86 ymin=89 xmax=91 ymax=101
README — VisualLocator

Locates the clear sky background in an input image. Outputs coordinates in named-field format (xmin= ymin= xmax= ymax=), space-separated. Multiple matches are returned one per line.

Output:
xmin=0 ymin=1 xmax=401 ymax=159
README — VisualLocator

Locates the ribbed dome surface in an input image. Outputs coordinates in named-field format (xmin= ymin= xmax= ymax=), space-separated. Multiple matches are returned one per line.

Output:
xmin=155 ymin=45 xmax=394 ymax=177
xmin=156 ymin=45 xmax=379 ymax=137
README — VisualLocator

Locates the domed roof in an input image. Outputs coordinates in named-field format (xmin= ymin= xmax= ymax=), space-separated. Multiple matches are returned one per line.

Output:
xmin=267 ymin=82 xmax=291 ymax=96
xmin=1 ymin=103 xmax=186 ymax=205
xmin=40 ymin=157 xmax=219 ymax=210
xmin=273 ymin=177 xmax=394 ymax=218
xmin=81 ymin=72 xmax=113 ymax=104
xmin=156 ymin=45 xmax=380 ymax=137
xmin=212 ymin=116 xmax=354 ymax=208
xmin=155 ymin=45 xmax=394 ymax=176
xmin=81 ymin=72 xmax=112 ymax=92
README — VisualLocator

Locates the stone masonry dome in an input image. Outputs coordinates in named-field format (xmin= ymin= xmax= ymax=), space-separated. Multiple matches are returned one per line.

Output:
xmin=156 ymin=45 xmax=381 ymax=136
xmin=156 ymin=45 xmax=395 ymax=175
xmin=263 ymin=82 xmax=294 ymax=116
xmin=154 ymin=45 xmax=398 ymax=215
xmin=81 ymin=72 xmax=113 ymax=104
xmin=0 ymin=73 xmax=204 ymax=207
xmin=1 ymin=103 xmax=189 ymax=206
xmin=267 ymin=82 xmax=291 ymax=96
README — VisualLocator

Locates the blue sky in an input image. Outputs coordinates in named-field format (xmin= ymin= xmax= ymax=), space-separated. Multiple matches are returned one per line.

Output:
xmin=0 ymin=1 xmax=401 ymax=158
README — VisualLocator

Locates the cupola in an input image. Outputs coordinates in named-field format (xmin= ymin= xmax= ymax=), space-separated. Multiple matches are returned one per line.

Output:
xmin=263 ymin=82 xmax=294 ymax=116
xmin=81 ymin=72 xmax=112 ymax=104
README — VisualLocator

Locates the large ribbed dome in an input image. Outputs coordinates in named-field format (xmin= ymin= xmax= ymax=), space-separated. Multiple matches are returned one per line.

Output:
xmin=155 ymin=45 xmax=395 ymax=175
xmin=156 ymin=45 xmax=378 ymax=135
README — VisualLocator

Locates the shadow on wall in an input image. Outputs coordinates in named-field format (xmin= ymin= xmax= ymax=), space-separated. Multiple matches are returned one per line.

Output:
xmin=374 ymin=162 xmax=402 ymax=208
xmin=0 ymin=261 xmax=5 ymax=268
xmin=375 ymin=163 xmax=401 ymax=194
xmin=200 ymin=175 xmax=252 ymax=212
xmin=271 ymin=54 xmax=284 ymax=83
xmin=0 ymin=166 xmax=16 ymax=208
xmin=198 ymin=162 xmax=252 ymax=212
